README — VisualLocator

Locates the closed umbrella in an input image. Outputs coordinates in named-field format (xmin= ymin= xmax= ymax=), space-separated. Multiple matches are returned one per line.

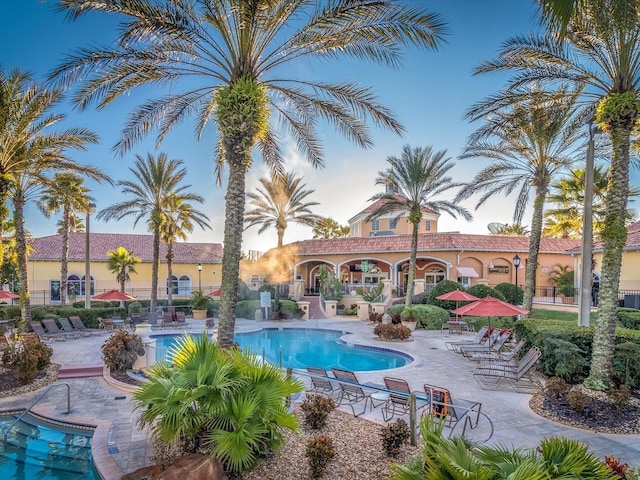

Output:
xmin=451 ymin=296 xmax=529 ymax=344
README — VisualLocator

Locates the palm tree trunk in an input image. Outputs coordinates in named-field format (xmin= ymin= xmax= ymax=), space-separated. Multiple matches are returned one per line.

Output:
xmin=150 ymin=228 xmax=160 ymax=324
xmin=523 ymin=186 xmax=547 ymax=312
xmin=587 ymin=124 xmax=632 ymax=388
xmin=13 ymin=193 xmax=30 ymax=331
xmin=120 ymin=268 xmax=126 ymax=292
xmin=405 ymin=221 xmax=419 ymax=309
xmin=277 ymin=227 xmax=284 ymax=249
xmin=218 ymin=155 xmax=247 ymax=348
xmin=167 ymin=241 xmax=173 ymax=306
xmin=60 ymin=206 xmax=70 ymax=305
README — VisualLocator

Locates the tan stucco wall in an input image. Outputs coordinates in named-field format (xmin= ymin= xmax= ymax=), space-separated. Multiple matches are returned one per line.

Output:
xmin=351 ymin=212 xmax=439 ymax=237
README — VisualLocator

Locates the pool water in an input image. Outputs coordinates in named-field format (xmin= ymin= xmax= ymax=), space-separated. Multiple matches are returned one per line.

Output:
xmin=154 ymin=328 xmax=411 ymax=371
xmin=0 ymin=412 xmax=98 ymax=479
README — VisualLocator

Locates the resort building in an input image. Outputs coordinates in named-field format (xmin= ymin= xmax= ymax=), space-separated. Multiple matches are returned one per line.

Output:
xmin=26 ymin=233 xmax=223 ymax=304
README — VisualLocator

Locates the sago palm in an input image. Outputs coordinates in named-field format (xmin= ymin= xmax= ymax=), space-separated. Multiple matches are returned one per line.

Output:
xmin=106 ymin=247 xmax=140 ymax=292
xmin=98 ymin=153 xmax=199 ymax=321
xmin=367 ymin=145 xmax=471 ymax=309
xmin=52 ymin=0 xmax=448 ymax=347
xmin=459 ymin=89 xmax=582 ymax=313
xmin=38 ymin=173 xmax=98 ymax=305
xmin=245 ymin=172 xmax=320 ymax=248
xmin=133 ymin=334 xmax=303 ymax=472
xmin=476 ymin=1 xmax=640 ymax=387
xmin=159 ymin=194 xmax=210 ymax=305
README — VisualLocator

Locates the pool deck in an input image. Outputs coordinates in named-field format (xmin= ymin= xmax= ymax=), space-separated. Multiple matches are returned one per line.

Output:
xmin=1 ymin=317 xmax=639 ymax=478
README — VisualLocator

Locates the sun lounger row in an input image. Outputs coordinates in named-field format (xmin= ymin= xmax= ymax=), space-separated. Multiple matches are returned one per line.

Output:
xmin=473 ymin=346 xmax=542 ymax=392
xmin=30 ymin=317 xmax=103 ymax=341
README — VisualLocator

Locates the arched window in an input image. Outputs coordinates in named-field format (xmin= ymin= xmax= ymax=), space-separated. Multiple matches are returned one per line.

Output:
xmin=178 ymin=275 xmax=191 ymax=295
xmin=81 ymin=275 xmax=95 ymax=296
xmin=67 ymin=275 xmax=81 ymax=298
xmin=425 ymin=266 xmax=445 ymax=286
xmin=166 ymin=275 xmax=178 ymax=295
xmin=250 ymin=274 xmax=263 ymax=291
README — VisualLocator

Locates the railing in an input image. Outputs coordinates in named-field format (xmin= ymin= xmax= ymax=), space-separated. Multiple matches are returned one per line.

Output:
xmin=1 ymin=382 xmax=71 ymax=448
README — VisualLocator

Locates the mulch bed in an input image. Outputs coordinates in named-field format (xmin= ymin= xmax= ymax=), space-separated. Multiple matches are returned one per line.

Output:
xmin=0 ymin=363 xmax=60 ymax=399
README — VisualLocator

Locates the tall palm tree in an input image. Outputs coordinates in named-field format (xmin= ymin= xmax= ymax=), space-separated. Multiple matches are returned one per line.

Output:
xmin=38 ymin=173 xmax=97 ymax=305
xmin=312 ymin=217 xmax=348 ymax=239
xmin=245 ymin=172 xmax=321 ymax=248
xmin=52 ymin=0 xmax=448 ymax=348
xmin=475 ymin=2 xmax=640 ymax=387
xmin=367 ymin=145 xmax=471 ymax=309
xmin=106 ymin=247 xmax=140 ymax=292
xmin=0 ymin=67 xmax=98 ymax=294
xmin=487 ymin=223 xmax=531 ymax=236
xmin=160 ymin=194 xmax=210 ymax=305
xmin=56 ymin=212 xmax=85 ymax=234
xmin=459 ymin=90 xmax=582 ymax=313
xmin=98 ymin=153 xmax=202 ymax=322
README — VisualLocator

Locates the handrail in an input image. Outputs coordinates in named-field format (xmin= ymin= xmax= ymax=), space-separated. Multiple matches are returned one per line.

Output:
xmin=2 ymin=382 xmax=71 ymax=446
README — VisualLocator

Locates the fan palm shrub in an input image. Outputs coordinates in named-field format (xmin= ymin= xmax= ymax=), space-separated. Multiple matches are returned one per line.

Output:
xmin=133 ymin=334 xmax=303 ymax=472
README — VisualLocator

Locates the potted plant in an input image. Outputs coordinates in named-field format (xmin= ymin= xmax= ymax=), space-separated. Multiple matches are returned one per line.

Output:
xmin=400 ymin=307 xmax=418 ymax=331
xmin=190 ymin=291 xmax=211 ymax=320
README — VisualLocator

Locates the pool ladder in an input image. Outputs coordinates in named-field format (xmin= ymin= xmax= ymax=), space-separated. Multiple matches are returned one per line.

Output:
xmin=0 ymin=382 xmax=71 ymax=451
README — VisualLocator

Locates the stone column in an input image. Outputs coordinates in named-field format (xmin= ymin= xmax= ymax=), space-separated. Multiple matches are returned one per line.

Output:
xmin=297 ymin=301 xmax=310 ymax=320
xmin=413 ymin=279 xmax=425 ymax=295
xmin=324 ymin=300 xmax=338 ymax=318
xmin=356 ymin=301 xmax=370 ymax=321
xmin=382 ymin=279 xmax=393 ymax=298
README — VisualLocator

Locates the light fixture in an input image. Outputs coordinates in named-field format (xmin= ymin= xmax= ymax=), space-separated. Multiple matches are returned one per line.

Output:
xmin=197 ymin=263 xmax=202 ymax=292
xmin=513 ymin=255 xmax=521 ymax=305
xmin=488 ymin=262 xmax=494 ymax=269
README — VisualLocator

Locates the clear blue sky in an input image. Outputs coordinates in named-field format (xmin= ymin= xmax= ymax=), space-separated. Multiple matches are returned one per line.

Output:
xmin=4 ymin=0 xmax=552 ymax=252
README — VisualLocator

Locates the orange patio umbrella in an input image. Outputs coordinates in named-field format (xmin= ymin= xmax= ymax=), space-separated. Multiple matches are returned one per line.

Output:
xmin=452 ymin=296 xmax=528 ymax=342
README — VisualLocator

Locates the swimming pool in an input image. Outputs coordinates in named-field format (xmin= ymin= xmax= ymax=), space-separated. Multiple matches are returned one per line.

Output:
xmin=153 ymin=328 xmax=412 ymax=371
xmin=0 ymin=411 xmax=98 ymax=479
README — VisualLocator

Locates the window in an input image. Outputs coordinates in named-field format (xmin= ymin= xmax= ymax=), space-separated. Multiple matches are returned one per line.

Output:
xmin=389 ymin=218 xmax=398 ymax=229
xmin=371 ymin=219 xmax=380 ymax=231
xmin=178 ymin=275 xmax=191 ymax=295
xmin=425 ymin=220 xmax=431 ymax=231
xmin=425 ymin=267 xmax=445 ymax=285
xmin=166 ymin=275 xmax=179 ymax=295
xmin=67 ymin=275 xmax=81 ymax=298
xmin=81 ymin=275 xmax=95 ymax=296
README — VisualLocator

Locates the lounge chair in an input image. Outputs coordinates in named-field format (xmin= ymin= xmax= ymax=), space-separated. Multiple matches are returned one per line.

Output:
xmin=42 ymin=318 xmax=78 ymax=341
xmin=69 ymin=316 xmax=102 ymax=336
xmin=57 ymin=317 xmax=83 ymax=338
xmin=473 ymin=347 xmax=543 ymax=392
xmin=468 ymin=338 xmax=526 ymax=364
xmin=459 ymin=330 xmax=512 ymax=358
xmin=445 ymin=326 xmax=489 ymax=352
xmin=381 ymin=377 xmax=414 ymax=422
xmin=130 ymin=313 xmax=142 ymax=326
xmin=175 ymin=311 xmax=191 ymax=329
xmin=331 ymin=368 xmax=372 ymax=417
xmin=29 ymin=321 xmax=57 ymax=342
xmin=307 ymin=366 xmax=337 ymax=398
xmin=422 ymin=383 xmax=482 ymax=437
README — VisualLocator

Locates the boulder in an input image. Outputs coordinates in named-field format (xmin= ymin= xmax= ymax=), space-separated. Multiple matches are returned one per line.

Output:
xmin=122 ymin=454 xmax=227 ymax=480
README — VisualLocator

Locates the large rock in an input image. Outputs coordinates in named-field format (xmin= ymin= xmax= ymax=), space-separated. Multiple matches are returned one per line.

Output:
xmin=122 ymin=454 xmax=227 ymax=480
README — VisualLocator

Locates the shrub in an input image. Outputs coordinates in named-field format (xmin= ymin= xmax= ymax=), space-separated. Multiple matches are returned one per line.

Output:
xmin=410 ymin=304 xmax=450 ymax=330
xmin=544 ymin=377 xmax=569 ymax=398
xmin=567 ymin=386 xmax=590 ymax=413
xmin=380 ymin=419 xmax=410 ymax=456
xmin=617 ymin=308 xmax=640 ymax=329
xmin=306 ymin=434 xmax=336 ymax=479
xmin=540 ymin=337 xmax=589 ymax=384
xmin=608 ymin=385 xmax=631 ymax=409
xmin=102 ymin=330 xmax=144 ymax=372
xmin=369 ymin=312 xmax=383 ymax=323
xmin=391 ymin=292 xmax=429 ymax=305
xmin=466 ymin=284 xmax=506 ymax=301
xmin=235 ymin=300 xmax=261 ymax=319
xmin=400 ymin=307 xmax=418 ymax=322
xmin=300 ymin=394 xmax=335 ymax=430
xmin=426 ymin=280 xmax=464 ymax=309
xmin=604 ymin=455 xmax=634 ymax=479
xmin=494 ymin=282 xmax=523 ymax=305
xmin=2 ymin=336 xmax=53 ymax=385
xmin=373 ymin=323 xmax=412 ymax=341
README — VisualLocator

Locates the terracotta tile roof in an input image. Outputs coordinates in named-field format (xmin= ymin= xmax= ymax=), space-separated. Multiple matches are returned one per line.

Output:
xmin=348 ymin=196 xmax=437 ymax=222
xmin=29 ymin=233 xmax=223 ymax=263
xmin=286 ymin=232 xmax=580 ymax=256
xmin=568 ymin=222 xmax=640 ymax=253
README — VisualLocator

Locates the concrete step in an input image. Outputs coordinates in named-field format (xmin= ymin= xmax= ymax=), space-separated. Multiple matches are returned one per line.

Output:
xmin=58 ymin=363 xmax=104 ymax=379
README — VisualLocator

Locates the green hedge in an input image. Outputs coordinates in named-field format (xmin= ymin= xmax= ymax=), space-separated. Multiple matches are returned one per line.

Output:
xmin=235 ymin=299 xmax=301 ymax=320
xmin=494 ymin=282 xmax=523 ymax=305
xmin=514 ymin=319 xmax=640 ymax=388
xmin=466 ymin=284 xmax=506 ymax=301
xmin=386 ymin=304 xmax=449 ymax=330
xmin=426 ymin=280 xmax=464 ymax=310
xmin=617 ymin=307 xmax=640 ymax=329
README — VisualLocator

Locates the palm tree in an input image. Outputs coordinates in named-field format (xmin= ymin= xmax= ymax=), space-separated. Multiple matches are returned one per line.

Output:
xmin=159 ymin=194 xmax=210 ymax=305
xmin=106 ymin=247 xmax=140 ymax=292
xmin=56 ymin=212 xmax=86 ymax=234
xmin=0 ymin=68 xmax=98 ymax=313
xmin=98 ymin=153 xmax=202 ymax=323
xmin=459 ymin=89 xmax=582 ymax=313
xmin=38 ymin=173 xmax=96 ymax=305
xmin=475 ymin=2 xmax=640 ymax=387
xmin=245 ymin=172 xmax=321 ymax=248
xmin=312 ymin=217 xmax=348 ymax=239
xmin=52 ymin=0 xmax=448 ymax=348
xmin=487 ymin=223 xmax=531 ymax=236
xmin=367 ymin=145 xmax=471 ymax=309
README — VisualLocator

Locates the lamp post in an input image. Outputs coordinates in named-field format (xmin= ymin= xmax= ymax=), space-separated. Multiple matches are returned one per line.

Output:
xmin=579 ymin=113 xmax=602 ymax=327
xmin=513 ymin=254 xmax=521 ymax=305
xmin=197 ymin=263 xmax=202 ymax=292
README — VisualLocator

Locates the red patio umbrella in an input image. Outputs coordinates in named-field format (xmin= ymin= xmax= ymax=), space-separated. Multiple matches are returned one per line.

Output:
xmin=436 ymin=290 xmax=479 ymax=318
xmin=451 ymin=296 xmax=529 ymax=343
xmin=207 ymin=289 xmax=221 ymax=298
xmin=92 ymin=289 xmax=136 ymax=301
xmin=0 ymin=290 xmax=20 ymax=299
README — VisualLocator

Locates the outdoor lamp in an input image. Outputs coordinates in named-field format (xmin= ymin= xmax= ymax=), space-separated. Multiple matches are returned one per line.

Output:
xmin=513 ymin=254 xmax=521 ymax=305
xmin=197 ymin=263 xmax=202 ymax=291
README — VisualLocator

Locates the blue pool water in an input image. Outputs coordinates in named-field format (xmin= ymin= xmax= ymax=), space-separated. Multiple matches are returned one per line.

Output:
xmin=153 ymin=328 xmax=412 ymax=371
xmin=0 ymin=412 xmax=98 ymax=479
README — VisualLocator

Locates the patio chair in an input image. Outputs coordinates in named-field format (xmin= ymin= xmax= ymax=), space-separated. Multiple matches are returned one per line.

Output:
xmin=42 ymin=318 xmax=75 ymax=340
xmin=69 ymin=316 xmax=102 ymax=336
xmin=175 ymin=311 xmax=191 ymax=329
xmin=445 ymin=326 xmax=489 ymax=352
xmin=58 ymin=318 xmax=83 ymax=338
xmin=459 ymin=330 xmax=512 ymax=358
xmin=29 ymin=321 xmax=58 ymax=342
xmin=98 ymin=317 xmax=115 ymax=332
xmin=468 ymin=338 xmax=526 ymax=364
xmin=381 ymin=377 xmax=413 ymax=422
xmin=331 ymin=368 xmax=372 ymax=417
xmin=130 ymin=313 xmax=142 ymax=326
xmin=307 ymin=366 xmax=337 ymax=398
xmin=422 ymin=383 xmax=482 ymax=437
xmin=473 ymin=347 xmax=543 ymax=392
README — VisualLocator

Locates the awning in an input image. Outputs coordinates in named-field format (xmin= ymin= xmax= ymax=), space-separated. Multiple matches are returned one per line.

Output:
xmin=457 ymin=267 xmax=479 ymax=278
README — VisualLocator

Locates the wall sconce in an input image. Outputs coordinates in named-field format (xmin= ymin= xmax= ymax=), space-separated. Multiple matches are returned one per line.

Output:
xmin=488 ymin=262 xmax=494 ymax=269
